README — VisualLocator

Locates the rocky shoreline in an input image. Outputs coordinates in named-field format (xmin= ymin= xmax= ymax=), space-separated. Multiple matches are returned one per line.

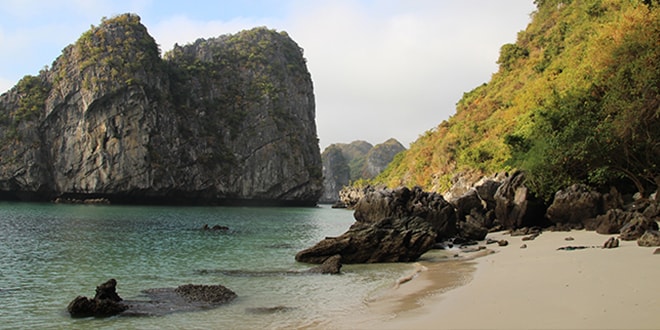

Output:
xmin=298 ymin=171 xmax=660 ymax=266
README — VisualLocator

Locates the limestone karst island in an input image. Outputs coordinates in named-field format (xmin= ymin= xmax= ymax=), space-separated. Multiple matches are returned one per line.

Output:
xmin=0 ymin=14 xmax=322 ymax=206
xmin=1 ymin=1 xmax=660 ymax=329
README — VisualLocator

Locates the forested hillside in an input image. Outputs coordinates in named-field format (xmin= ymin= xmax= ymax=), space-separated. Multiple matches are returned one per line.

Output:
xmin=376 ymin=0 xmax=659 ymax=200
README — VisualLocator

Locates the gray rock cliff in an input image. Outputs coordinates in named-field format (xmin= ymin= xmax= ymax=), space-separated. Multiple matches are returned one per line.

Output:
xmin=320 ymin=139 xmax=404 ymax=203
xmin=0 ymin=14 xmax=322 ymax=205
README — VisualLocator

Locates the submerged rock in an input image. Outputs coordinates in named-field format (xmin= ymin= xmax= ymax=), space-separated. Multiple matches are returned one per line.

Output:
xmin=68 ymin=279 xmax=236 ymax=318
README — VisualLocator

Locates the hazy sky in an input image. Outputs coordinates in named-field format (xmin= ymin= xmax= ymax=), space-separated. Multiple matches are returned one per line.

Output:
xmin=0 ymin=0 xmax=535 ymax=149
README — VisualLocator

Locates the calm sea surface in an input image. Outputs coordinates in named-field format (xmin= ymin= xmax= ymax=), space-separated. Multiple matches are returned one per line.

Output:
xmin=0 ymin=202 xmax=420 ymax=329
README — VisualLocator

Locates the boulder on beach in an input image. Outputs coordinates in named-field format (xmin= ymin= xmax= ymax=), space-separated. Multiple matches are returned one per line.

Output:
xmin=619 ymin=216 xmax=659 ymax=241
xmin=546 ymin=184 xmax=604 ymax=225
xmin=296 ymin=186 xmax=457 ymax=264
xmin=637 ymin=230 xmax=660 ymax=247
xmin=590 ymin=209 xmax=640 ymax=234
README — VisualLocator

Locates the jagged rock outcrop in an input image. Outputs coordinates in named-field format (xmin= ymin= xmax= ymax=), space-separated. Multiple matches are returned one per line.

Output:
xmin=319 ymin=139 xmax=405 ymax=204
xmin=0 ymin=14 xmax=322 ymax=205
xmin=296 ymin=186 xmax=456 ymax=264
xmin=546 ymin=184 xmax=604 ymax=225
xmin=493 ymin=171 xmax=548 ymax=229
xmin=619 ymin=216 xmax=659 ymax=241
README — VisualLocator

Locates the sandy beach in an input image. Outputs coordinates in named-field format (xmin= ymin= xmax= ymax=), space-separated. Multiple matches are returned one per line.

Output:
xmin=361 ymin=229 xmax=660 ymax=330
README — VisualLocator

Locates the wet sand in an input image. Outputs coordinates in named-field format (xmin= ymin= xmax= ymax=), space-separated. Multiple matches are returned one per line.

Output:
xmin=362 ymin=230 xmax=660 ymax=330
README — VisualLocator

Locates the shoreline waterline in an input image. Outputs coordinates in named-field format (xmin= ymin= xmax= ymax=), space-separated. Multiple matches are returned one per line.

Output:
xmin=0 ymin=202 xmax=483 ymax=329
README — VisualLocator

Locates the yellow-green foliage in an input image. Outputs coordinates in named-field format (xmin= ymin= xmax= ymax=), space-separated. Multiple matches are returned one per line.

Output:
xmin=15 ymin=75 xmax=50 ymax=122
xmin=375 ymin=0 xmax=660 ymax=198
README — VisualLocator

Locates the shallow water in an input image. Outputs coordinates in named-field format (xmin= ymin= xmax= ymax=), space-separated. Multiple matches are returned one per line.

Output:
xmin=0 ymin=202 xmax=426 ymax=329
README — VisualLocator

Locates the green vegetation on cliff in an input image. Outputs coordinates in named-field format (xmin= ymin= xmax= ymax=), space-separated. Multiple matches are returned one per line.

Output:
xmin=375 ymin=0 xmax=660 ymax=199
xmin=0 ymin=14 xmax=322 ymax=204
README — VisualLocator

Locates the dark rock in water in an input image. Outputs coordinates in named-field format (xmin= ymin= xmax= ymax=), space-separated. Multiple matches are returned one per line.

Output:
xmin=653 ymin=248 xmax=660 ymax=255
xmin=497 ymin=239 xmax=509 ymax=247
xmin=202 ymin=224 xmax=229 ymax=231
xmin=67 ymin=296 xmax=128 ymax=318
xmin=619 ymin=215 xmax=659 ymax=241
xmin=637 ymin=230 xmax=660 ymax=247
xmin=68 ymin=279 xmax=236 ymax=318
xmin=296 ymin=186 xmax=456 ymax=264
xmin=174 ymin=284 xmax=236 ymax=304
xmin=124 ymin=284 xmax=236 ymax=316
xmin=546 ymin=184 xmax=603 ymax=225
xmin=305 ymin=254 xmax=342 ymax=274
xmin=602 ymin=237 xmax=619 ymax=249
xmin=494 ymin=171 xmax=547 ymax=229
xmin=565 ymin=236 xmax=575 ymax=241
xmin=94 ymin=278 xmax=122 ymax=302
xmin=520 ymin=244 xmax=527 ymax=249
xmin=486 ymin=238 xmax=498 ymax=245
xmin=67 ymin=279 xmax=128 ymax=318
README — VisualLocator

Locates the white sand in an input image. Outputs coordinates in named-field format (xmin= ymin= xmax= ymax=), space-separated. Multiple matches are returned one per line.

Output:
xmin=366 ymin=230 xmax=660 ymax=330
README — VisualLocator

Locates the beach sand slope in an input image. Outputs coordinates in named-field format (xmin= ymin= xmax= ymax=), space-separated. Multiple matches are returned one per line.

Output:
xmin=373 ymin=230 xmax=660 ymax=330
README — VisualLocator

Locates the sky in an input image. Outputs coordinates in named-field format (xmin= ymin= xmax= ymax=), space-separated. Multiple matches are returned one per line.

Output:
xmin=0 ymin=0 xmax=536 ymax=150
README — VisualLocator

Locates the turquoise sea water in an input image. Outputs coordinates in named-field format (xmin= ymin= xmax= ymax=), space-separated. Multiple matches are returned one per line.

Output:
xmin=0 ymin=202 xmax=417 ymax=329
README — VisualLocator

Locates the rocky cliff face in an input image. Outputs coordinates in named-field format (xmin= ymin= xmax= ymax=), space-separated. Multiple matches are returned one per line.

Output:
xmin=0 ymin=14 xmax=322 ymax=205
xmin=320 ymin=139 xmax=404 ymax=203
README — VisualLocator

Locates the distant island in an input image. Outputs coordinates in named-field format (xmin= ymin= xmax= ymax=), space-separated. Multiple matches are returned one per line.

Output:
xmin=320 ymin=138 xmax=405 ymax=204
xmin=0 ymin=14 xmax=322 ymax=206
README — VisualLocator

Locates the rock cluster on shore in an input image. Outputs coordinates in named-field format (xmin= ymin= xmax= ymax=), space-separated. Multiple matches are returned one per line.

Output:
xmin=297 ymin=171 xmax=660 ymax=264
xmin=296 ymin=186 xmax=456 ymax=264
